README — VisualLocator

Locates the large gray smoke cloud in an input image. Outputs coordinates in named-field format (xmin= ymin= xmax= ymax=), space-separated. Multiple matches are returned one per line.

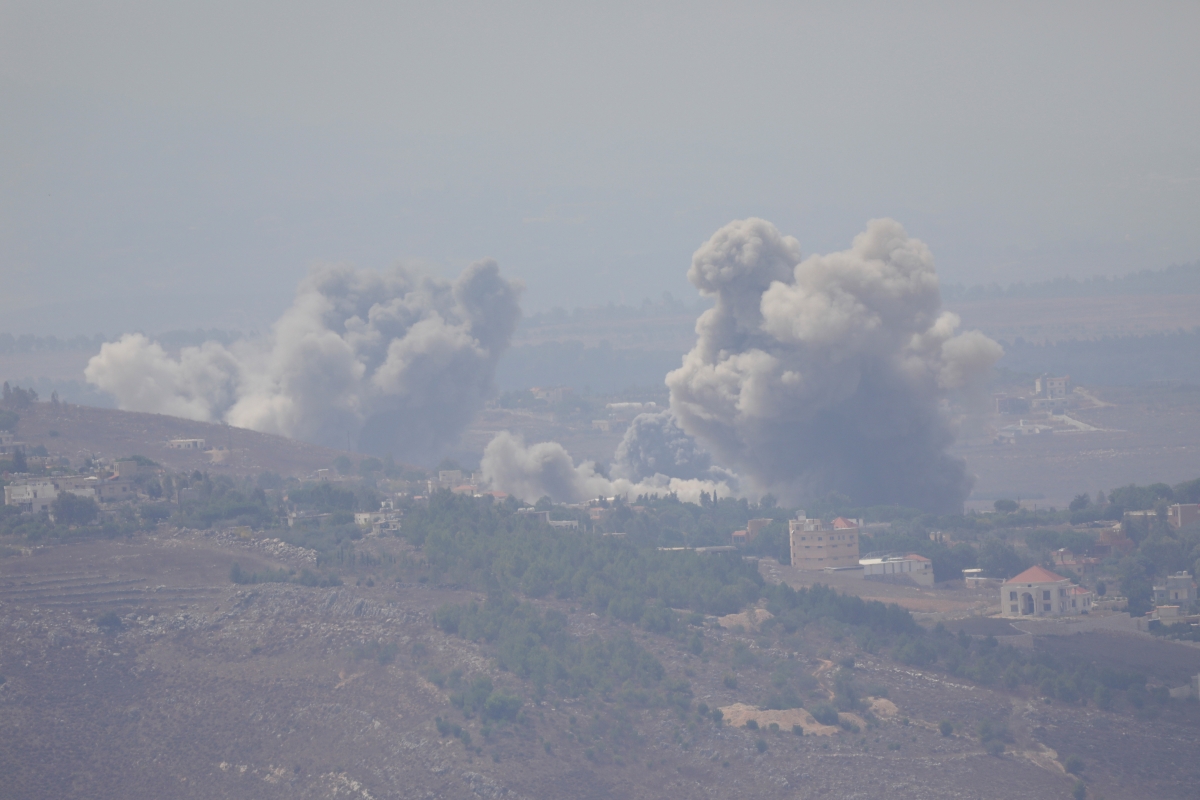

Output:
xmin=86 ymin=260 xmax=521 ymax=462
xmin=665 ymin=218 xmax=1001 ymax=512
xmin=611 ymin=409 xmax=737 ymax=487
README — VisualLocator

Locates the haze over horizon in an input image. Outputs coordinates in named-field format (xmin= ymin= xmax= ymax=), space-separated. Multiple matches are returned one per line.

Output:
xmin=3 ymin=2 xmax=1199 ymax=336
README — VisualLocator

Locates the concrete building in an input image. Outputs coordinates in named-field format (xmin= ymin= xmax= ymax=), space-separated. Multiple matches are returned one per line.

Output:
xmin=1154 ymin=572 xmax=1196 ymax=606
xmin=1167 ymin=504 xmax=1200 ymax=530
xmin=860 ymin=554 xmax=934 ymax=587
xmin=1035 ymin=374 xmax=1071 ymax=399
xmin=4 ymin=480 xmax=61 ymax=513
xmin=3 ymin=474 xmax=134 ymax=512
xmin=789 ymin=514 xmax=860 ymax=570
xmin=167 ymin=438 xmax=206 ymax=450
xmin=994 ymin=395 xmax=1031 ymax=414
xmin=1051 ymin=549 xmax=1100 ymax=577
xmin=1000 ymin=565 xmax=1091 ymax=617
xmin=1030 ymin=375 xmax=1072 ymax=411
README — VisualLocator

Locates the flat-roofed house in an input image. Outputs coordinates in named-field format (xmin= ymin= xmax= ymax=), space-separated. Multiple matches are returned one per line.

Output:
xmin=789 ymin=514 xmax=860 ymax=571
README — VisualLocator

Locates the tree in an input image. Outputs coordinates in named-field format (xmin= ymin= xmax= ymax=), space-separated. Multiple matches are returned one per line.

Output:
xmin=11 ymin=447 xmax=26 ymax=472
xmin=993 ymin=499 xmax=1018 ymax=513
xmin=1069 ymin=493 xmax=1091 ymax=512
xmin=978 ymin=539 xmax=1032 ymax=579
xmin=0 ymin=409 xmax=17 ymax=431
xmin=52 ymin=492 xmax=99 ymax=525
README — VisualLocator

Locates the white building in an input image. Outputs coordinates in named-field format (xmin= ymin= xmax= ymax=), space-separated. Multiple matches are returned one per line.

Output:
xmin=1000 ymin=565 xmax=1092 ymax=617
xmin=861 ymin=554 xmax=934 ymax=587
xmin=167 ymin=438 xmax=206 ymax=450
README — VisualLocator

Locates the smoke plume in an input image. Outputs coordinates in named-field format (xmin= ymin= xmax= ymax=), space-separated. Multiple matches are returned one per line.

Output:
xmin=481 ymin=431 xmax=734 ymax=505
xmin=665 ymin=218 xmax=1001 ymax=512
xmin=611 ymin=409 xmax=737 ymax=487
xmin=86 ymin=260 xmax=521 ymax=462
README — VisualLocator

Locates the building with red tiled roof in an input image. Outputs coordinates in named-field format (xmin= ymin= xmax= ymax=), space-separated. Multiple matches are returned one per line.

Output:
xmin=1000 ymin=565 xmax=1090 ymax=617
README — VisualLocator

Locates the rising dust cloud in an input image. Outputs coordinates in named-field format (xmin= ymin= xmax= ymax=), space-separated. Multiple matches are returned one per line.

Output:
xmin=86 ymin=260 xmax=522 ymax=464
xmin=484 ymin=219 xmax=1001 ymax=511
xmin=86 ymin=219 xmax=998 ymax=511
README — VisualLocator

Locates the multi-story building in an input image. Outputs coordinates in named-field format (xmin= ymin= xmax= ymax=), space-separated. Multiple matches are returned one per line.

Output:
xmin=1031 ymin=374 xmax=1072 ymax=411
xmin=789 ymin=513 xmax=860 ymax=570
xmin=1167 ymin=504 xmax=1200 ymax=530
xmin=1154 ymin=572 xmax=1196 ymax=606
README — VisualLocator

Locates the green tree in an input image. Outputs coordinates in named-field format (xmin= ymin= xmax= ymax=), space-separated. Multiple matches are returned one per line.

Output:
xmin=978 ymin=539 xmax=1032 ymax=579
xmin=51 ymin=492 xmax=98 ymax=525
xmin=993 ymin=499 xmax=1018 ymax=513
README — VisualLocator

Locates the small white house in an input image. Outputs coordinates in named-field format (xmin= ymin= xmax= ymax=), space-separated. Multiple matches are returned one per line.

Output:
xmin=1001 ymin=565 xmax=1092 ymax=617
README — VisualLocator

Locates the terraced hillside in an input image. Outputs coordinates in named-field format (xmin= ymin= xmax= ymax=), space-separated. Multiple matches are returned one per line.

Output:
xmin=3 ymin=531 xmax=1199 ymax=800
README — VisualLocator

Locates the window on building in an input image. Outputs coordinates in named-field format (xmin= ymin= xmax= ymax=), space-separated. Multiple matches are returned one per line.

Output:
xmin=1009 ymin=591 xmax=1017 ymax=601
xmin=1043 ymin=590 xmax=1051 ymax=601
xmin=1043 ymin=604 xmax=1051 ymax=612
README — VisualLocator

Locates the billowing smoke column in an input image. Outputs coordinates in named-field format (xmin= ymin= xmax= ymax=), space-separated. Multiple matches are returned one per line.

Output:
xmin=666 ymin=217 xmax=1002 ymax=512
xmin=611 ymin=409 xmax=737 ymax=487
xmin=479 ymin=218 xmax=998 ymax=510
xmin=481 ymin=431 xmax=735 ymax=505
xmin=86 ymin=260 xmax=521 ymax=463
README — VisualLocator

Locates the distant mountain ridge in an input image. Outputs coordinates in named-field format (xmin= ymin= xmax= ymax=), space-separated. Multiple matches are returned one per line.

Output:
xmin=942 ymin=260 xmax=1200 ymax=302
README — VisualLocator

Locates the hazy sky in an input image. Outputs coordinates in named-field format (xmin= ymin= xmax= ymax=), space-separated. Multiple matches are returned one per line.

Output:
xmin=2 ymin=1 xmax=1198 ymax=336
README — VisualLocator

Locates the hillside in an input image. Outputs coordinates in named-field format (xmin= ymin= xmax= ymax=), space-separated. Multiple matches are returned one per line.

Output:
xmin=7 ymin=402 xmax=363 ymax=478
xmin=3 ymin=490 xmax=1200 ymax=800
xmin=2 ymin=530 xmax=1197 ymax=800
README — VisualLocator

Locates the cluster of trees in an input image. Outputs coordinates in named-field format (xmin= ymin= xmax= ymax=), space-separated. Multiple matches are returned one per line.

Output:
xmin=892 ymin=625 xmax=1159 ymax=714
xmin=1 ymin=383 xmax=40 ymax=408
xmin=403 ymin=491 xmax=764 ymax=621
xmin=434 ymin=595 xmax=682 ymax=708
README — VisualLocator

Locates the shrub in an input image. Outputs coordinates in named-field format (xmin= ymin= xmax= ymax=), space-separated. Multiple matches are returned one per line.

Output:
xmin=484 ymin=691 xmax=523 ymax=722
xmin=755 ymin=738 xmax=768 ymax=753
xmin=939 ymin=720 xmax=953 ymax=737
xmin=723 ymin=674 xmax=738 ymax=689
xmin=95 ymin=611 xmax=122 ymax=633
xmin=1072 ymin=779 xmax=1086 ymax=800
xmin=745 ymin=719 xmax=758 ymax=730
xmin=809 ymin=704 xmax=839 ymax=726
xmin=792 ymin=724 xmax=804 ymax=736
xmin=52 ymin=493 xmax=98 ymax=525
xmin=1064 ymin=755 xmax=1084 ymax=775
